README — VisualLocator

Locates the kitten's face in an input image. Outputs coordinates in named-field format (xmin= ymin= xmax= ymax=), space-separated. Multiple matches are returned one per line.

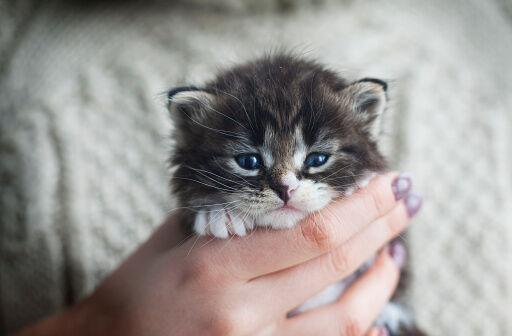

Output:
xmin=169 ymin=55 xmax=387 ymax=233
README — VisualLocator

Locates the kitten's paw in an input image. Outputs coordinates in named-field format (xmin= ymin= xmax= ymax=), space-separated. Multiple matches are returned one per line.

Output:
xmin=357 ymin=172 xmax=377 ymax=188
xmin=344 ymin=172 xmax=378 ymax=196
xmin=193 ymin=209 xmax=255 ymax=238
xmin=193 ymin=210 xmax=219 ymax=236
xmin=227 ymin=211 xmax=255 ymax=236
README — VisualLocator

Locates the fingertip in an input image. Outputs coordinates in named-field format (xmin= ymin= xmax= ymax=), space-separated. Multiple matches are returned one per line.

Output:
xmin=404 ymin=191 xmax=423 ymax=218
xmin=389 ymin=240 xmax=407 ymax=270
xmin=373 ymin=244 xmax=401 ymax=282
xmin=377 ymin=171 xmax=402 ymax=187
xmin=359 ymin=172 xmax=404 ymax=216
xmin=385 ymin=197 xmax=413 ymax=238
xmin=391 ymin=172 xmax=413 ymax=200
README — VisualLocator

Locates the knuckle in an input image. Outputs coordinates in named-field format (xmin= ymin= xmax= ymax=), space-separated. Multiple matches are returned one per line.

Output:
xmin=383 ymin=207 xmax=407 ymax=236
xmin=208 ymin=316 xmax=236 ymax=336
xmin=381 ymin=214 xmax=398 ymax=238
xmin=339 ymin=315 xmax=363 ymax=336
xmin=327 ymin=245 xmax=350 ymax=275
xmin=368 ymin=185 xmax=389 ymax=217
xmin=179 ymin=252 xmax=220 ymax=288
xmin=300 ymin=216 xmax=337 ymax=251
xmin=206 ymin=309 xmax=245 ymax=336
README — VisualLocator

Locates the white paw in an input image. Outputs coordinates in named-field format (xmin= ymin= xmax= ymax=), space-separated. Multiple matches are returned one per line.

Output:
xmin=343 ymin=172 xmax=378 ymax=197
xmin=357 ymin=172 xmax=377 ymax=188
xmin=193 ymin=208 xmax=255 ymax=238
xmin=344 ymin=186 xmax=356 ymax=196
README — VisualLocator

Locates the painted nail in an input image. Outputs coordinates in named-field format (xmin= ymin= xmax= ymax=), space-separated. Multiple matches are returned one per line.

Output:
xmin=391 ymin=173 xmax=412 ymax=200
xmin=389 ymin=240 xmax=407 ymax=270
xmin=404 ymin=191 xmax=423 ymax=217
xmin=379 ymin=325 xmax=390 ymax=336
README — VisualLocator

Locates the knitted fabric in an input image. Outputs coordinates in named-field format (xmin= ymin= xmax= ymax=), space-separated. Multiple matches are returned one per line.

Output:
xmin=1 ymin=0 xmax=511 ymax=334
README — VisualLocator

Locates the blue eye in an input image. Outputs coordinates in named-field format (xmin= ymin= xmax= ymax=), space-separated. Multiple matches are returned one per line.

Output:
xmin=304 ymin=153 xmax=328 ymax=167
xmin=235 ymin=154 xmax=262 ymax=170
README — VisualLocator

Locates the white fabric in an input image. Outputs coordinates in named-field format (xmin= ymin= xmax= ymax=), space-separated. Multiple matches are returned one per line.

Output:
xmin=1 ymin=0 xmax=511 ymax=334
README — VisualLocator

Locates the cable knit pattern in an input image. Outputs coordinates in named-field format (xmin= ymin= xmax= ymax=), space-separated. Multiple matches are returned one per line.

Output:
xmin=1 ymin=0 xmax=511 ymax=334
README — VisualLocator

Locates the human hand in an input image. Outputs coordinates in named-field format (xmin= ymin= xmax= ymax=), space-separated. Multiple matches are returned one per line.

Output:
xmin=16 ymin=172 xmax=421 ymax=336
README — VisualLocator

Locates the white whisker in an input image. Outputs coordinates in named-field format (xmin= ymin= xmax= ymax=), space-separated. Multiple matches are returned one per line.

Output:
xmin=213 ymin=159 xmax=259 ymax=188
xmin=184 ymin=165 xmax=256 ymax=189
xmin=182 ymin=166 xmax=239 ymax=191
xmin=171 ymin=176 xmax=237 ymax=193
xmin=318 ymin=161 xmax=358 ymax=182
xmin=186 ymin=235 xmax=201 ymax=257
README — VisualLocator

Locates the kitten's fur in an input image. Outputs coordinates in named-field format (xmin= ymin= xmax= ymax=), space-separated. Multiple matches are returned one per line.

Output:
xmin=168 ymin=54 xmax=425 ymax=335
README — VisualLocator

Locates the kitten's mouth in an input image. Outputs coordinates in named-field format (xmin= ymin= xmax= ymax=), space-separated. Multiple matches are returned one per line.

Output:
xmin=274 ymin=204 xmax=301 ymax=213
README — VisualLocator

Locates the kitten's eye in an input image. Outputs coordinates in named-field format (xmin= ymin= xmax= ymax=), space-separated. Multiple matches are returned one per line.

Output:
xmin=235 ymin=154 xmax=262 ymax=170
xmin=304 ymin=153 xmax=329 ymax=167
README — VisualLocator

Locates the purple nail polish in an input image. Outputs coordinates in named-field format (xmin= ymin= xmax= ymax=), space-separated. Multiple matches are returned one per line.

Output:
xmin=405 ymin=191 xmax=423 ymax=217
xmin=391 ymin=173 xmax=412 ymax=200
xmin=379 ymin=325 xmax=390 ymax=336
xmin=389 ymin=241 xmax=407 ymax=269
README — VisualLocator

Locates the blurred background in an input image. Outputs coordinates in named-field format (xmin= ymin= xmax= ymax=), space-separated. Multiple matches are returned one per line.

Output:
xmin=1 ymin=0 xmax=511 ymax=334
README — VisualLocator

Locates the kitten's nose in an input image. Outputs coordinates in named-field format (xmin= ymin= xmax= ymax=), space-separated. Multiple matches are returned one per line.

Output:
xmin=272 ymin=184 xmax=295 ymax=204
xmin=272 ymin=172 xmax=299 ymax=204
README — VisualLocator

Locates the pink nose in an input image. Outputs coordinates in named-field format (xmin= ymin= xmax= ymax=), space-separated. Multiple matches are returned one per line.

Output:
xmin=272 ymin=184 xmax=296 ymax=204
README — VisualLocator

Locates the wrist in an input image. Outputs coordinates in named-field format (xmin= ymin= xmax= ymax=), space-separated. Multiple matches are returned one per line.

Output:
xmin=13 ymin=296 xmax=110 ymax=336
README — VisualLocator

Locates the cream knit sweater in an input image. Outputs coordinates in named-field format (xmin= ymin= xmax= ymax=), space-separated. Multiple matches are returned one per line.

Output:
xmin=1 ymin=0 xmax=511 ymax=334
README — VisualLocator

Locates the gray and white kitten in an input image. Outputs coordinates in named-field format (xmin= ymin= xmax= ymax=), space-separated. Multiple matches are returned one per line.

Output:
xmin=168 ymin=54 xmax=425 ymax=335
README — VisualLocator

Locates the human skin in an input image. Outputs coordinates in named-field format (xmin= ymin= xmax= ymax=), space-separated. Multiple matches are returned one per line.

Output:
xmin=14 ymin=172 xmax=421 ymax=336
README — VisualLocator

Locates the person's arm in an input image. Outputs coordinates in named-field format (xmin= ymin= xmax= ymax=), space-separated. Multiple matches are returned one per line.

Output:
xmin=14 ymin=172 xmax=420 ymax=336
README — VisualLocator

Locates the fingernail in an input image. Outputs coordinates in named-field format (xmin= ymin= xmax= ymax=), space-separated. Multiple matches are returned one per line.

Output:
xmin=391 ymin=172 xmax=412 ymax=200
xmin=378 ymin=325 xmax=390 ymax=336
xmin=405 ymin=191 xmax=423 ymax=217
xmin=389 ymin=240 xmax=407 ymax=269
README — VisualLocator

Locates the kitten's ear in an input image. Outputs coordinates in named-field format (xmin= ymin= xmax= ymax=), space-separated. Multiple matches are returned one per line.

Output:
xmin=167 ymin=86 xmax=215 ymax=123
xmin=340 ymin=78 xmax=388 ymax=139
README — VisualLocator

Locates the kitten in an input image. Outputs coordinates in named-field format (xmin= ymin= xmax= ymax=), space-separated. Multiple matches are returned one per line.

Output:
xmin=168 ymin=54 xmax=425 ymax=335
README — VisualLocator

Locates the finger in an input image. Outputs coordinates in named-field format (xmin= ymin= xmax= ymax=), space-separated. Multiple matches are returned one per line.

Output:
xmin=252 ymin=196 xmax=412 ymax=314
xmin=132 ymin=213 xmax=189 ymax=263
xmin=146 ymin=213 xmax=188 ymax=250
xmin=184 ymin=172 xmax=406 ymax=280
xmin=365 ymin=326 xmax=388 ymax=336
xmin=278 ymin=247 xmax=401 ymax=336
